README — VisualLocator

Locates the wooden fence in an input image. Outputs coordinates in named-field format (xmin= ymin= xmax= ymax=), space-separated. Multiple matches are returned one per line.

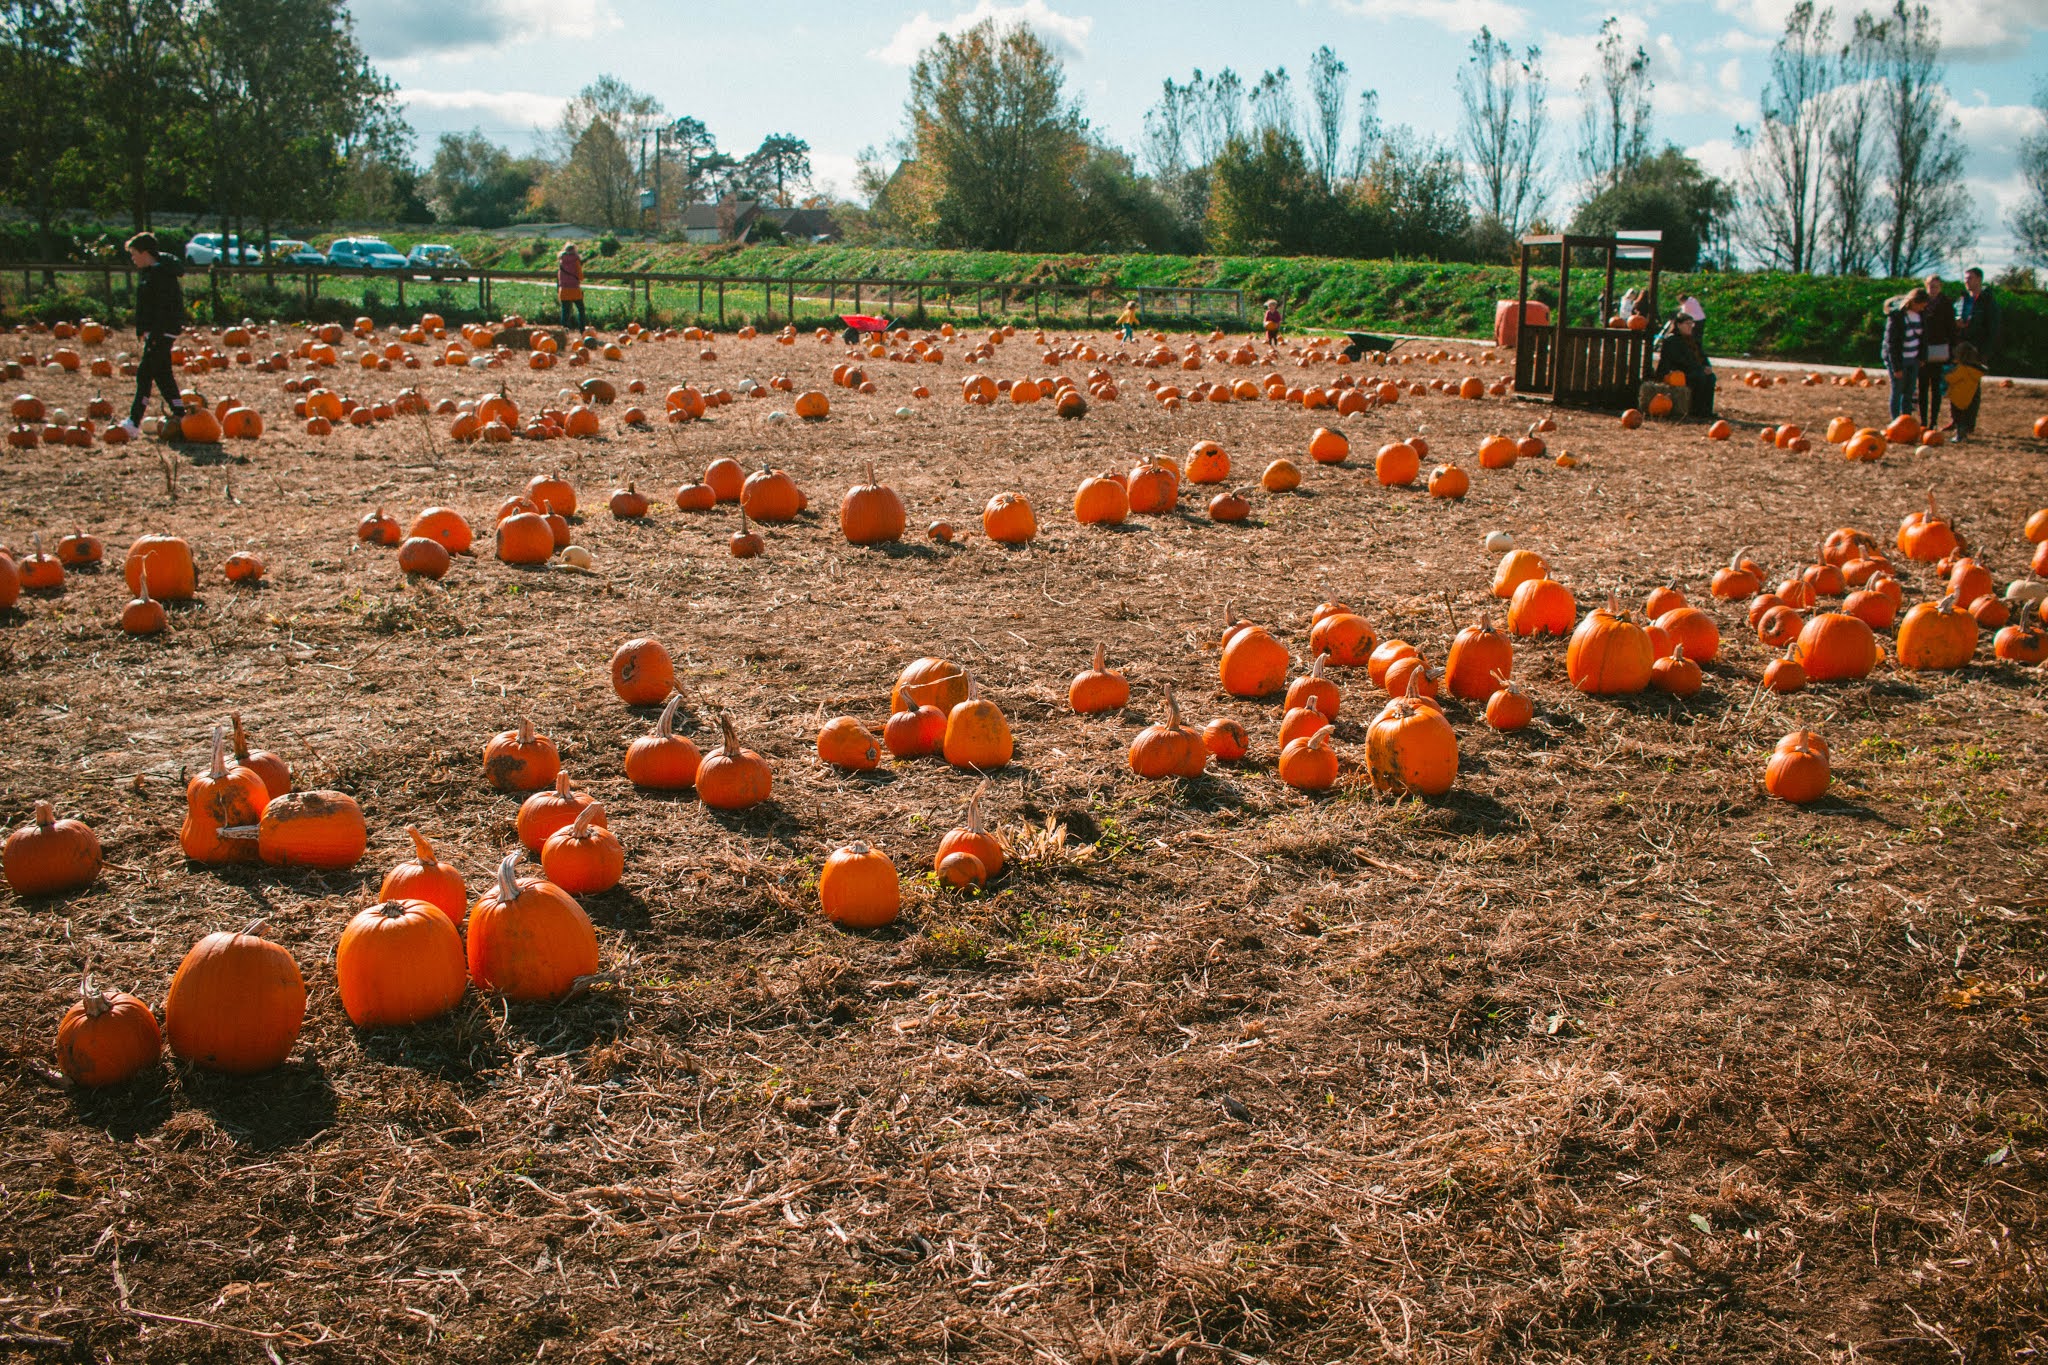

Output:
xmin=2 ymin=261 xmax=1245 ymax=330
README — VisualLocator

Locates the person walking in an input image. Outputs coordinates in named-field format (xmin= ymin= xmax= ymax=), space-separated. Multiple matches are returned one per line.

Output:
xmin=556 ymin=243 xmax=586 ymax=331
xmin=1942 ymin=342 xmax=1985 ymax=443
xmin=1958 ymin=266 xmax=1999 ymax=369
xmin=1115 ymin=299 xmax=1138 ymax=343
xmin=1262 ymin=299 xmax=1282 ymax=347
xmin=1917 ymin=273 xmax=1955 ymax=426
xmin=1653 ymin=311 xmax=1716 ymax=419
xmin=119 ymin=232 xmax=188 ymax=439
xmin=1881 ymin=287 xmax=1928 ymax=422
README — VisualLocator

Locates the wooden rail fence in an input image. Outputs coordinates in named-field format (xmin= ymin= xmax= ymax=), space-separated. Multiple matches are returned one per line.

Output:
xmin=2 ymin=261 xmax=1245 ymax=330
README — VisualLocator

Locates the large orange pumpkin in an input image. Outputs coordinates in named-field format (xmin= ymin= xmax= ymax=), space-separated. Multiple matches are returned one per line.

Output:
xmin=164 ymin=923 xmax=306 ymax=1074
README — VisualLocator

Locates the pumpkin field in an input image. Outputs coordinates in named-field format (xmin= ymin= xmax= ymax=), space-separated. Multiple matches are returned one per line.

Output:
xmin=2 ymin=314 xmax=2046 ymax=1362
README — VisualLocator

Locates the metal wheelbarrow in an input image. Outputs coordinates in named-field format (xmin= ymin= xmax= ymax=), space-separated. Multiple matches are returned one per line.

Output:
xmin=1337 ymin=330 xmax=1411 ymax=362
xmin=841 ymin=314 xmax=894 ymax=345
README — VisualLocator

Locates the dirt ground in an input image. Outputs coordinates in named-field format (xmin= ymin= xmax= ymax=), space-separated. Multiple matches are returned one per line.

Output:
xmin=1 ymin=320 xmax=2045 ymax=1364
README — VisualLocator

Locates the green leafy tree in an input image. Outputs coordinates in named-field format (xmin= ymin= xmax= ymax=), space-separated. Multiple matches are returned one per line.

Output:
xmin=1570 ymin=145 xmax=1733 ymax=271
xmin=0 ymin=0 xmax=86 ymax=261
xmin=427 ymin=131 xmax=540 ymax=227
xmin=903 ymin=18 xmax=1087 ymax=250
xmin=75 ymin=0 xmax=189 ymax=227
xmin=543 ymin=75 xmax=666 ymax=229
xmin=1206 ymin=127 xmax=1331 ymax=255
xmin=1357 ymin=126 xmax=1472 ymax=259
xmin=742 ymin=134 xmax=811 ymax=206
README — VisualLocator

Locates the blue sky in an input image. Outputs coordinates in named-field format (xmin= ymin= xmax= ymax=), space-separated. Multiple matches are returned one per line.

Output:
xmin=351 ymin=0 xmax=2045 ymax=266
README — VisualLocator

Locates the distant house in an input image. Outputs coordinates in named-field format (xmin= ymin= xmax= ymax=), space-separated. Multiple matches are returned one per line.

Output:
xmin=762 ymin=207 xmax=842 ymax=243
xmin=680 ymin=199 xmax=760 ymax=244
xmin=678 ymin=198 xmax=841 ymax=244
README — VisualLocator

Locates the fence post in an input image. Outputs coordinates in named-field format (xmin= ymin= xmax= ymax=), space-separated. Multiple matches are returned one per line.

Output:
xmin=716 ymin=280 xmax=724 ymax=327
xmin=764 ymin=278 xmax=771 ymax=325
xmin=787 ymin=278 xmax=793 ymax=320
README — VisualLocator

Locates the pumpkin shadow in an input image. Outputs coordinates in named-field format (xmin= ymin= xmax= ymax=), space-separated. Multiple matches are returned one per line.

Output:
xmin=702 ymin=798 xmax=803 ymax=840
xmin=584 ymin=884 xmax=654 ymax=935
xmin=67 ymin=1068 xmax=174 ymax=1140
xmin=180 ymin=446 xmax=247 ymax=468
xmin=1176 ymin=774 xmax=1252 ymax=813
xmin=504 ymin=991 xmax=628 ymax=1057
xmin=874 ymin=541 xmax=940 ymax=562
xmin=354 ymin=1003 xmax=511 ymax=1083
xmin=179 ymin=1057 xmax=338 ymax=1151
xmin=1428 ymin=787 xmax=1526 ymax=834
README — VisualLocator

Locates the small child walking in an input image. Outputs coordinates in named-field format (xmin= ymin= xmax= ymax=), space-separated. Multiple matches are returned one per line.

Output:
xmin=121 ymin=232 xmax=187 ymax=439
xmin=1262 ymin=299 xmax=1282 ymax=346
xmin=1943 ymin=341 xmax=1985 ymax=443
xmin=1115 ymin=300 xmax=1138 ymax=343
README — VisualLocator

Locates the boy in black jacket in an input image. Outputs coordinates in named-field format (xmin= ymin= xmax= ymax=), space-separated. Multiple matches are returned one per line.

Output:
xmin=121 ymin=232 xmax=187 ymax=437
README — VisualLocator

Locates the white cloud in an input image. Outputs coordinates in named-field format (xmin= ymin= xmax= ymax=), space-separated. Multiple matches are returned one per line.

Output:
xmin=400 ymin=87 xmax=571 ymax=137
xmin=1709 ymin=0 xmax=2038 ymax=62
xmin=1330 ymin=0 xmax=1531 ymax=38
xmin=870 ymin=1 xmax=1094 ymax=66
xmin=351 ymin=0 xmax=622 ymax=62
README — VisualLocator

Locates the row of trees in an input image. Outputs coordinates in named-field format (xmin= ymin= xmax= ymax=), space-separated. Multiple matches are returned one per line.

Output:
xmin=0 ymin=0 xmax=406 ymax=255
xmin=854 ymin=2 xmax=2046 ymax=274
xmin=0 ymin=1 xmax=816 ymax=249
xmin=1736 ymin=0 xmax=1975 ymax=277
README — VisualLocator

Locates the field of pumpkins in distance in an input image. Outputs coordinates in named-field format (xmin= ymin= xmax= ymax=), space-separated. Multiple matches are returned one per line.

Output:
xmin=2 ymin=306 xmax=2048 ymax=1358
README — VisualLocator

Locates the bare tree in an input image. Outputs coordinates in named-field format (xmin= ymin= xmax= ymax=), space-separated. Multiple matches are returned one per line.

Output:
xmin=1736 ymin=2 xmax=1837 ymax=272
xmin=1868 ymin=0 xmax=1974 ymax=276
xmin=2014 ymin=79 xmax=2048 ymax=266
xmin=1458 ymin=26 xmax=1548 ymax=235
xmin=1820 ymin=12 xmax=1882 ymax=274
xmin=1305 ymin=46 xmax=1349 ymax=192
xmin=1141 ymin=74 xmax=1197 ymax=179
xmin=1250 ymin=68 xmax=1295 ymax=137
xmin=1576 ymin=17 xmax=1652 ymax=195
xmin=1344 ymin=89 xmax=1383 ymax=183
xmin=1190 ymin=69 xmax=1244 ymax=164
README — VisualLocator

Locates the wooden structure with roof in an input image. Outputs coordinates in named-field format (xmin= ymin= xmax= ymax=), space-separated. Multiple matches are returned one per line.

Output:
xmin=1512 ymin=230 xmax=1663 ymax=409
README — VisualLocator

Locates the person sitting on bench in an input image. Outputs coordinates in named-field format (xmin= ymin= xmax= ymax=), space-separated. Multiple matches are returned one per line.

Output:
xmin=1653 ymin=311 xmax=1716 ymax=419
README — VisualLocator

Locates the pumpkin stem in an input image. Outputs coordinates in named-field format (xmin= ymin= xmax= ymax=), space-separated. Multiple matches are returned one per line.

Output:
xmin=963 ymin=781 xmax=987 ymax=834
xmin=1671 ymin=643 xmax=1687 ymax=663
xmin=517 ymin=716 xmax=536 ymax=744
xmin=230 ymin=712 xmax=252 ymax=762
xmin=716 ymin=711 xmax=740 ymax=755
xmin=570 ymin=802 xmax=599 ymax=837
xmin=1092 ymin=642 xmax=1107 ymax=673
xmin=554 ymin=772 xmax=572 ymax=798
xmin=406 ymin=825 xmax=436 ymax=866
xmin=654 ymin=693 xmax=682 ymax=739
xmin=1163 ymin=683 xmax=1181 ymax=731
xmin=495 ymin=854 xmax=522 ymax=903
xmin=1310 ymin=654 xmax=1327 ymax=679
xmin=137 ymin=562 xmax=151 ymax=603
xmin=33 ymin=800 xmax=55 ymax=828
xmin=208 ymin=724 xmax=229 ymax=779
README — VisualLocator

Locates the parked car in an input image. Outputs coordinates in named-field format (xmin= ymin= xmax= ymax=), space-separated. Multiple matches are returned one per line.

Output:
xmin=326 ymin=237 xmax=407 ymax=270
xmin=406 ymin=244 xmax=469 ymax=279
xmin=184 ymin=232 xmax=264 ymax=266
xmin=267 ymin=239 xmax=328 ymax=266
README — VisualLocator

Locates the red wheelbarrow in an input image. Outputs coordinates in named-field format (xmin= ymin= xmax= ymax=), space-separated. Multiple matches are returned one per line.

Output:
xmin=841 ymin=314 xmax=893 ymax=345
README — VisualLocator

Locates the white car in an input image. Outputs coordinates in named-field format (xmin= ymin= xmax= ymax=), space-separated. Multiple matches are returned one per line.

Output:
xmin=184 ymin=232 xmax=264 ymax=265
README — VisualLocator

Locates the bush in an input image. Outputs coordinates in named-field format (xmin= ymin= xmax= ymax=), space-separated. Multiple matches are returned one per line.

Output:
xmin=597 ymin=235 xmax=621 ymax=257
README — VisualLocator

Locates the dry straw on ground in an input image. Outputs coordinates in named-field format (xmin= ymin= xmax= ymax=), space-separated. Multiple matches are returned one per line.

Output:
xmin=0 ymin=327 xmax=2044 ymax=1362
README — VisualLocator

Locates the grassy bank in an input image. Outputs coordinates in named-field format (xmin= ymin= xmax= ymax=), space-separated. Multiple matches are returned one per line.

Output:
xmin=3 ymin=232 xmax=2041 ymax=375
